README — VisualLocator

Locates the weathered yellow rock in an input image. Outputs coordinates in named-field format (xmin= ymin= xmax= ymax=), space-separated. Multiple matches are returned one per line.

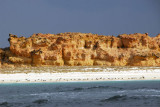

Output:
xmin=0 ymin=48 xmax=4 ymax=68
xmin=31 ymin=49 xmax=44 ymax=66
xmin=9 ymin=57 xmax=31 ymax=64
xmin=1 ymin=32 xmax=160 ymax=67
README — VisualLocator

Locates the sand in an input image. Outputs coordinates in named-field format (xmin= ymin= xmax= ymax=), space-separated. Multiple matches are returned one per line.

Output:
xmin=0 ymin=70 xmax=160 ymax=83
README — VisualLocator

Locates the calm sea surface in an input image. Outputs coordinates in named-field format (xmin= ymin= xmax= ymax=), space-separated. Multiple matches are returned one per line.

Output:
xmin=0 ymin=81 xmax=160 ymax=107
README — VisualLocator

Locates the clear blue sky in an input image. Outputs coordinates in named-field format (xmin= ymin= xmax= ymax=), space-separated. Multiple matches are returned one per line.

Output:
xmin=0 ymin=0 xmax=160 ymax=48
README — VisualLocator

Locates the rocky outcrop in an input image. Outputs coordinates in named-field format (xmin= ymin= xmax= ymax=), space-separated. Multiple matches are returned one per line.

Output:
xmin=1 ymin=32 xmax=160 ymax=67
xmin=0 ymin=49 xmax=2 ymax=68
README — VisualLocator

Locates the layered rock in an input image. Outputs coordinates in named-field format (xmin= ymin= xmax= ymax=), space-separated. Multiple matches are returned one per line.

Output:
xmin=1 ymin=32 xmax=160 ymax=67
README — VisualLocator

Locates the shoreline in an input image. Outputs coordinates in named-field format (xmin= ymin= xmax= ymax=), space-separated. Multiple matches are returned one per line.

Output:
xmin=0 ymin=71 xmax=160 ymax=83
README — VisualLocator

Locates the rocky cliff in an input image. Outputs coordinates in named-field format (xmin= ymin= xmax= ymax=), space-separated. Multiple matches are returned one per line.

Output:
xmin=1 ymin=32 xmax=160 ymax=68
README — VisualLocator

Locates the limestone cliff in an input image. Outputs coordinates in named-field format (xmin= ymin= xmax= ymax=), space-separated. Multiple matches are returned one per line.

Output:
xmin=1 ymin=32 xmax=160 ymax=67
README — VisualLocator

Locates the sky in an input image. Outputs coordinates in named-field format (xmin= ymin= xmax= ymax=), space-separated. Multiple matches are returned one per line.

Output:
xmin=0 ymin=0 xmax=160 ymax=48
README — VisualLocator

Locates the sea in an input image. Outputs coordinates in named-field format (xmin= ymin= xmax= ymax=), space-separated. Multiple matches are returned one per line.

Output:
xmin=0 ymin=80 xmax=160 ymax=107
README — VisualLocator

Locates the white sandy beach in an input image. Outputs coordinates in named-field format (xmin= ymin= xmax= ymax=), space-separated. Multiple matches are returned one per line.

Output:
xmin=0 ymin=68 xmax=160 ymax=83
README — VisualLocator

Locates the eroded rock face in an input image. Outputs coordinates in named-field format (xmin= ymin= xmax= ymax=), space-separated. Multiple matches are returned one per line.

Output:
xmin=0 ymin=50 xmax=1 ymax=67
xmin=1 ymin=32 xmax=160 ymax=67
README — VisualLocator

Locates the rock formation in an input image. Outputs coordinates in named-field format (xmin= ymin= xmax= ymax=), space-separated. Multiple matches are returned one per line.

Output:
xmin=1 ymin=32 xmax=160 ymax=68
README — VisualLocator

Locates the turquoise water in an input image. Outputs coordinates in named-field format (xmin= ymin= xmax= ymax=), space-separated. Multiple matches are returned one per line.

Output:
xmin=0 ymin=80 xmax=160 ymax=107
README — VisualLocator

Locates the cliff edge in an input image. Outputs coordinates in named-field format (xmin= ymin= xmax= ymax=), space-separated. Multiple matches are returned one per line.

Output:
xmin=1 ymin=32 xmax=160 ymax=68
